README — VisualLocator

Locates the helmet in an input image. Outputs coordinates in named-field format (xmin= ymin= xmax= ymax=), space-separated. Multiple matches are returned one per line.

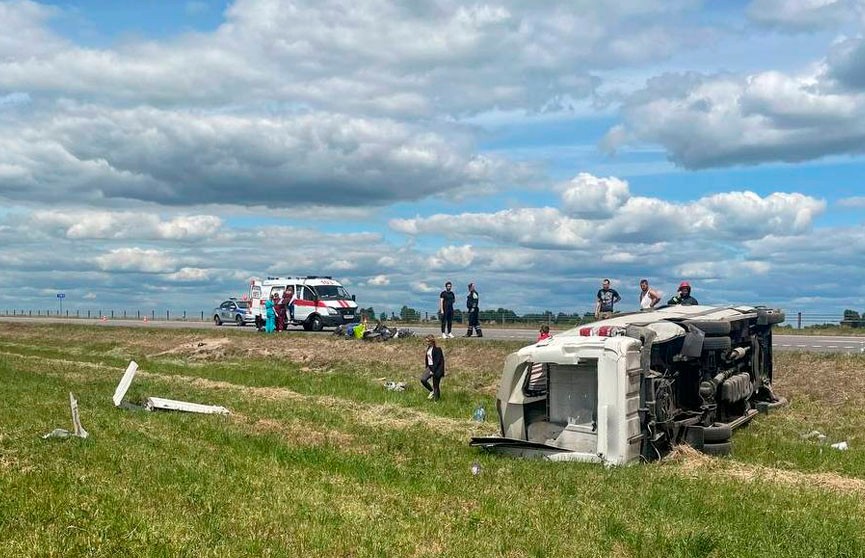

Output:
xmin=678 ymin=281 xmax=691 ymax=290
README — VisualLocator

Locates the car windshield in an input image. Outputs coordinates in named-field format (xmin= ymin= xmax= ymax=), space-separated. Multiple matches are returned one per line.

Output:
xmin=236 ymin=301 xmax=250 ymax=309
xmin=314 ymin=285 xmax=351 ymax=300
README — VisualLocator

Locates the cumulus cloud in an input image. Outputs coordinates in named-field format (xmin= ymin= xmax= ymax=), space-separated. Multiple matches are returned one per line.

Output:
xmin=30 ymin=210 xmax=222 ymax=240
xmin=393 ymin=175 xmax=825 ymax=244
xmin=604 ymin=64 xmax=865 ymax=168
xmin=0 ymin=104 xmax=507 ymax=208
xmin=0 ymin=0 xmax=705 ymax=115
xmin=746 ymin=0 xmax=859 ymax=32
xmin=367 ymin=274 xmax=390 ymax=286
xmin=430 ymin=244 xmax=476 ymax=269
xmin=560 ymin=173 xmax=630 ymax=218
xmin=94 ymin=248 xmax=177 ymax=273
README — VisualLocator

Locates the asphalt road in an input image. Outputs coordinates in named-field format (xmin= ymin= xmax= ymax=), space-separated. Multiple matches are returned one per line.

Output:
xmin=2 ymin=316 xmax=864 ymax=354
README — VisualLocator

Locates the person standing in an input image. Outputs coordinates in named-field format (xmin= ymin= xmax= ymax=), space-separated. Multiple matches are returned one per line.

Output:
xmin=594 ymin=279 xmax=621 ymax=319
xmin=274 ymin=291 xmax=287 ymax=331
xmin=264 ymin=294 xmax=277 ymax=333
xmin=667 ymin=281 xmax=699 ymax=306
xmin=285 ymin=287 xmax=296 ymax=323
xmin=464 ymin=282 xmax=483 ymax=337
xmin=420 ymin=335 xmax=445 ymax=401
xmin=639 ymin=279 xmax=661 ymax=310
xmin=439 ymin=281 xmax=456 ymax=339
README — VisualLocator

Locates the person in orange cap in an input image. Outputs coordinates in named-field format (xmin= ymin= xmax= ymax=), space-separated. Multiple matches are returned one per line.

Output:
xmin=667 ymin=281 xmax=699 ymax=306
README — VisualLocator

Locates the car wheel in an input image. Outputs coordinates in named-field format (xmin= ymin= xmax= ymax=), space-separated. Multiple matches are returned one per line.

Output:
xmin=311 ymin=315 xmax=324 ymax=332
xmin=702 ymin=337 xmax=732 ymax=351
xmin=213 ymin=315 xmax=222 ymax=326
xmin=703 ymin=424 xmax=732 ymax=443
xmin=235 ymin=315 xmax=244 ymax=327
xmin=685 ymin=320 xmax=731 ymax=336
xmin=701 ymin=441 xmax=732 ymax=456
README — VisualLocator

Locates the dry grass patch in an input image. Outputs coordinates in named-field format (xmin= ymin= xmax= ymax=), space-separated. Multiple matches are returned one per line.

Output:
xmin=665 ymin=445 xmax=865 ymax=498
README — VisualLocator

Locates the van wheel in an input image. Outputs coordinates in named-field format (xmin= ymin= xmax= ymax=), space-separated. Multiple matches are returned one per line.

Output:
xmin=235 ymin=315 xmax=244 ymax=327
xmin=702 ymin=337 xmax=732 ymax=351
xmin=213 ymin=315 xmax=222 ymax=326
xmin=302 ymin=321 xmax=313 ymax=331
xmin=685 ymin=320 xmax=731 ymax=336
xmin=311 ymin=315 xmax=324 ymax=332
xmin=703 ymin=424 xmax=732 ymax=443
xmin=701 ymin=441 xmax=732 ymax=456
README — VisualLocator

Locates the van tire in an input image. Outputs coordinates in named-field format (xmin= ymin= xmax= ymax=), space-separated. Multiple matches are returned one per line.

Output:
xmin=213 ymin=315 xmax=222 ymax=326
xmin=302 ymin=321 xmax=313 ymax=331
xmin=701 ymin=441 xmax=732 ymax=456
xmin=685 ymin=320 xmax=731 ymax=336
xmin=703 ymin=424 xmax=732 ymax=443
xmin=310 ymin=315 xmax=324 ymax=332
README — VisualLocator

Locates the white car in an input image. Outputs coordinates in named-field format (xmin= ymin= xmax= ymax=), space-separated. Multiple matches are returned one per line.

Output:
xmin=471 ymin=305 xmax=786 ymax=465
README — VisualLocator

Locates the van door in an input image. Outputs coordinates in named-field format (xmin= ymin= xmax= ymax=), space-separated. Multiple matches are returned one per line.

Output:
xmin=294 ymin=285 xmax=316 ymax=322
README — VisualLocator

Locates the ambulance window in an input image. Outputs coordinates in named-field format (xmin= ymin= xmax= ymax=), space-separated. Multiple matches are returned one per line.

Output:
xmin=300 ymin=286 xmax=316 ymax=301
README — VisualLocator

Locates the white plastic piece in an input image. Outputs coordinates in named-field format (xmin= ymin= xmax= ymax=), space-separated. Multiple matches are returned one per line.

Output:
xmin=831 ymin=441 xmax=849 ymax=451
xmin=113 ymin=361 xmax=139 ymax=407
xmin=70 ymin=392 xmax=89 ymax=438
xmin=144 ymin=397 xmax=229 ymax=415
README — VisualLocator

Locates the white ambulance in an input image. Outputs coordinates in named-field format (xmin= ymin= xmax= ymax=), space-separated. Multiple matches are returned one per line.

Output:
xmin=248 ymin=276 xmax=359 ymax=331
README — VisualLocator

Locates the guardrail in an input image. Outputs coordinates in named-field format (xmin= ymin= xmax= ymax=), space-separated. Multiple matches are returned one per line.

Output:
xmin=0 ymin=308 xmax=860 ymax=330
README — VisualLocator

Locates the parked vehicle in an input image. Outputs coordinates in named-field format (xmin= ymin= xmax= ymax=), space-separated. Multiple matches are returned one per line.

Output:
xmin=471 ymin=305 xmax=787 ymax=465
xmin=213 ymin=299 xmax=254 ymax=326
xmin=248 ymin=276 xmax=358 ymax=331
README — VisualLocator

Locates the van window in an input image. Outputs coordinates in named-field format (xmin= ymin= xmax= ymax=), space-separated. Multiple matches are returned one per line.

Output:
xmin=547 ymin=363 xmax=597 ymax=428
xmin=316 ymin=285 xmax=351 ymax=300
xmin=300 ymin=286 xmax=316 ymax=301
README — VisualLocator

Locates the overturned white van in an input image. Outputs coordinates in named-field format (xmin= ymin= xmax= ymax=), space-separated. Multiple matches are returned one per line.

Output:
xmin=471 ymin=305 xmax=786 ymax=465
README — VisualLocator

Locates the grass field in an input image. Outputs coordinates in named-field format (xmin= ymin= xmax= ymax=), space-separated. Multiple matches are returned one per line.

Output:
xmin=2 ymin=324 xmax=865 ymax=557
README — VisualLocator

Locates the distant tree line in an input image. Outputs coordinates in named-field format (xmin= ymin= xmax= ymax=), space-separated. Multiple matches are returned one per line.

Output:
xmin=841 ymin=309 xmax=865 ymax=328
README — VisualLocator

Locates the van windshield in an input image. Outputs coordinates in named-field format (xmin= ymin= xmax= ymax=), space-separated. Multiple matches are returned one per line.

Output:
xmin=315 ymin=285 xmax=351 ymax=300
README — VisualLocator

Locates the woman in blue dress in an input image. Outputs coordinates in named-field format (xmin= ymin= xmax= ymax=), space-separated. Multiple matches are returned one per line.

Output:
xmin=265 ymin=294 xmax=276 ymax=333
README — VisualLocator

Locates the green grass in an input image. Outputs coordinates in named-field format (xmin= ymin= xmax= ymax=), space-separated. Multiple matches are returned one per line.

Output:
xmin=2 ymin=326 xmax=865 ymax=557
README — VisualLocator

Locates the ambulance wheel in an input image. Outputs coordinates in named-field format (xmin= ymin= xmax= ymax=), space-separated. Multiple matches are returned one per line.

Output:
xmin=213 ymin=315 xmax=222 ymax=326
xmin=302 ymin=321 xmax=313 ymax=331
xmin=310 ymin=315 xmax=324 ymax=332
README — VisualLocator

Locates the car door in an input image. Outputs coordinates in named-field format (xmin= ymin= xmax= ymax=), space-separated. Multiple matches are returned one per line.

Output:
xmin=219 ymin=301 xmax=232 ymax=321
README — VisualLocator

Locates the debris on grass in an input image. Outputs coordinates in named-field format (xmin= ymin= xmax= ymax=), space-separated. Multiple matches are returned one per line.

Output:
xmin=42 ymin=392 xmax=89 ymax=440
xmin=472 ymin=405 xmax=486 ymax=422
xmin=383 ymin=381 xmax=406 ymax=392
xmin=831 ymin=441 xmax=849 ymax=451
xmin=801 ymin=430 xmax=828 ymax=443
xmin=114 ymin=360 xmax=230 ymax=415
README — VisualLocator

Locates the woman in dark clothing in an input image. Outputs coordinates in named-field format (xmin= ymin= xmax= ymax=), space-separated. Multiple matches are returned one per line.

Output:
xmin=420 ymin=335 xmax=445 ymax=401
xmin=274 ymin=291 xmax=287 ymax=331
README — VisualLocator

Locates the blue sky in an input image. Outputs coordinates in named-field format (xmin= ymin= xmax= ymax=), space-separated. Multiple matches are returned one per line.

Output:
xmin=0 ymin=0 xmax=864 ymax=320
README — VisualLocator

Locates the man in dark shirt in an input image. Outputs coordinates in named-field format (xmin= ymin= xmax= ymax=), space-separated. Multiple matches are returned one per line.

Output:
xmin=464 ymin=282 xmax=482 ymax=337
xmin=439 ymin=281 xmax=456 ymax=338
xmin=667 ymin=281 xmax=699 ymax=306
xmin=594 ymin=278 xmax=621 ymax=319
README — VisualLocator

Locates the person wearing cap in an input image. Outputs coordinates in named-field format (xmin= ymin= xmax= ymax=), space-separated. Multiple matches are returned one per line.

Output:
xmin=439 ymin=281 xmax=456 ymax=339
xmin=420 ymin=335 xmax=445 ymax=401
xmin=464 ymin=282 xmax=483 ymax=337
xmin=668 ymin=281 xmax=699 ymax=306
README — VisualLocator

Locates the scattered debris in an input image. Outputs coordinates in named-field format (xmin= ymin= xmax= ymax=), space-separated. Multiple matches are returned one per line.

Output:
xmin=471 ymin=462 xmax=482 ymax=476
xmin=113 ymin=360 xmax=230 ymax=415
xmin=802 ymin=430 xmax=828 ymax=443
xmin=472 ymin=406 xmax=486 ymax=422
xmin=145 ymin=397 xmax=229 ymax=415
xmin=42 ymin=392 xmax=89 ymax=439
xmin=831 ymin=441 xmax=849 ymax=451
xmin=383 ymin=381 xmax=406 ymax=392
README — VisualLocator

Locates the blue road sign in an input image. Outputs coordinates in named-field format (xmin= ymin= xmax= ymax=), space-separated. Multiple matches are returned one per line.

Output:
xmin=57 ymin=293 xmax=65 ymax=299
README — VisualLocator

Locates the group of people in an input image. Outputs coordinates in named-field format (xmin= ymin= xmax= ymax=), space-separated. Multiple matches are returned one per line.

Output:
xmin=262 ymin=288 xmax=297 ymax=333
xmin=594 ymin=278 xmax=699 ymax=319
xmin=438 ymin=281 xmax=482 ymax=339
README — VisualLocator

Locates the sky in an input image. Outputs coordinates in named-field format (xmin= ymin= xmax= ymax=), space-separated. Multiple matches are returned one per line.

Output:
xmin=1 ymin=0 xmax=864 ymax=319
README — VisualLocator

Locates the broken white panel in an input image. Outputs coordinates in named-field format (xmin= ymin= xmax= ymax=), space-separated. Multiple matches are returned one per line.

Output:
xmin=42 ymin=392 xmax=89 ymax=439
xmin=69 ymin=392 xmax=89 ymax=438
xmin=113 ymin=361 xmax=139 ymax=407
xmin=144 ymin=397 xmax=229 ymax=415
